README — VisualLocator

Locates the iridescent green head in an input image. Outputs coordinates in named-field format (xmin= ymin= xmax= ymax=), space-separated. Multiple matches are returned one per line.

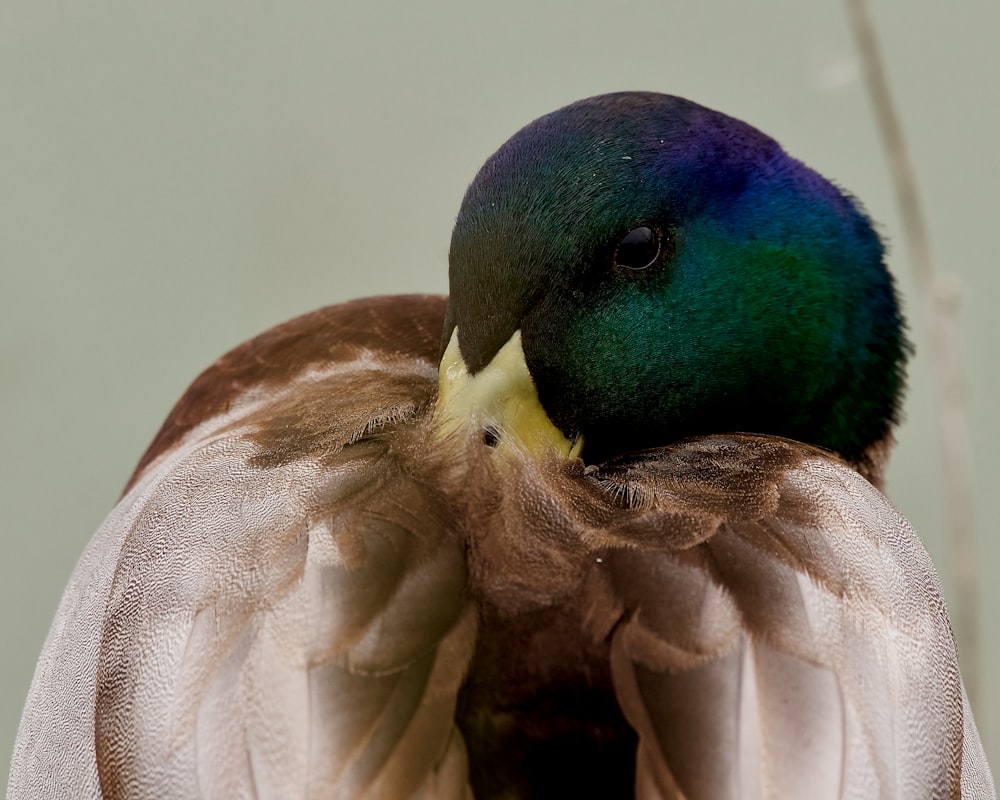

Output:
xmin=443 ymin=92 xmax=908 ymax=468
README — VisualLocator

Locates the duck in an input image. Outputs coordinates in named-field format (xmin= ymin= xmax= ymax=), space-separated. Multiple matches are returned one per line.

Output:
xmin=9 ymin=91 xmax=994 ymax=799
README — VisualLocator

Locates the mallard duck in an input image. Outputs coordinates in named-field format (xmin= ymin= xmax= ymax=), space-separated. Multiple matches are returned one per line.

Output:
xmin=9 ymin=92 xmax=994 ymax=799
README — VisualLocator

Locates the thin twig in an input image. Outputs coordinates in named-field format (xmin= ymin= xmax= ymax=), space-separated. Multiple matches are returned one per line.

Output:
xmin=844 ymin=0 xmax=980 ymax=707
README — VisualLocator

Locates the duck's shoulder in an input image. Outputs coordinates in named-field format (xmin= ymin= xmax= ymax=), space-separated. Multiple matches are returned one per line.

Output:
xmin=586 ymin=435 xmax=970 ymax=796
xmin=86 ymin=293 xmax=467 ymax=797
xmin=470 ymin=434 xmax=906 ymax=602
xmin=126 ymin=293 xmax=448 ymax=490
xmin=593 ymin=433 xmax=900 ymax=550
xmin=582 ymin=434 xmax=947 ymax=654
xmin=457 ymin=434 xmax=979 ymax=796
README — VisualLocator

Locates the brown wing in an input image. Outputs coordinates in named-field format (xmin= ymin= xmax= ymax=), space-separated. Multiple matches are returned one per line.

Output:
xmin=585 ymin=436 xmax=992 ymax=799
xmin=10 ymin=296 xmax=477 ymax=799
xmin=439 ymin=433 xmax=990 ymax=798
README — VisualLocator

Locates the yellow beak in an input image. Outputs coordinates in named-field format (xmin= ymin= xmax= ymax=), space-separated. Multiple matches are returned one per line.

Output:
xmin=435 ymin=328 xmax=583 ymax=459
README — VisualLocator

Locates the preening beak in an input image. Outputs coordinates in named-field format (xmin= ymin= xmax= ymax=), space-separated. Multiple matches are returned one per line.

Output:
xmin=436 ymin=329 xmax=582 ymax=459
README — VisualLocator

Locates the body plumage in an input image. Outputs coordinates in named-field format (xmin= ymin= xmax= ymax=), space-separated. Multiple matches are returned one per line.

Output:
xmin=9 ymin=93 xmax=993 ymax=798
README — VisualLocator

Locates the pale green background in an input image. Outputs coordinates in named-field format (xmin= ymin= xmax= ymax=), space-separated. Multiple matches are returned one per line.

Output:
xmin=3 ymin=0 xmax=998 ymax=782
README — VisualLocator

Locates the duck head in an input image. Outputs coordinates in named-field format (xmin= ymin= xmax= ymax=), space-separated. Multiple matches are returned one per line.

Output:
xmin=437 ymin=92 xmax=908 ymax=471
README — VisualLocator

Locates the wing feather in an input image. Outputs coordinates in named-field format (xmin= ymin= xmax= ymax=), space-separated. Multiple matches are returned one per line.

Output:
xmin=593 ymin=438 xmax=989 ymax=799
xmin=10 ymin=297 xmax=476 ymax=800
xmin=10 ymin=295 xmax=993 ymax=799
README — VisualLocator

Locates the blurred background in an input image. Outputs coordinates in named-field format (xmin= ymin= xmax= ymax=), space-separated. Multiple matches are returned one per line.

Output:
xmin=3 ymin=0 xmax=998 ymax=780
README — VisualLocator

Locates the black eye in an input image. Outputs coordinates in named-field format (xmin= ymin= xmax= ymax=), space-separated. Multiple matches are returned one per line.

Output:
xmin=614 ymin=226 xmax=661 ymax=270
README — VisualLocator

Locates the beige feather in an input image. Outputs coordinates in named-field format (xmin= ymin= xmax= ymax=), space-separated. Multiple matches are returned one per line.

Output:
xmin=8 ymin=297 xmax=993 ymax=799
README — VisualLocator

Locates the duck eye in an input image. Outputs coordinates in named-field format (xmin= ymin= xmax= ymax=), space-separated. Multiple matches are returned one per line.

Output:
xmin=614 ymin=226 xmax=660 ymax=270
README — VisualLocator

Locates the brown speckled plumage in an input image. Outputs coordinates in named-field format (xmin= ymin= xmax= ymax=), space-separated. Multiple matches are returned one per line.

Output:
xmin=10 ymin=297 xmax=993 ymax=798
